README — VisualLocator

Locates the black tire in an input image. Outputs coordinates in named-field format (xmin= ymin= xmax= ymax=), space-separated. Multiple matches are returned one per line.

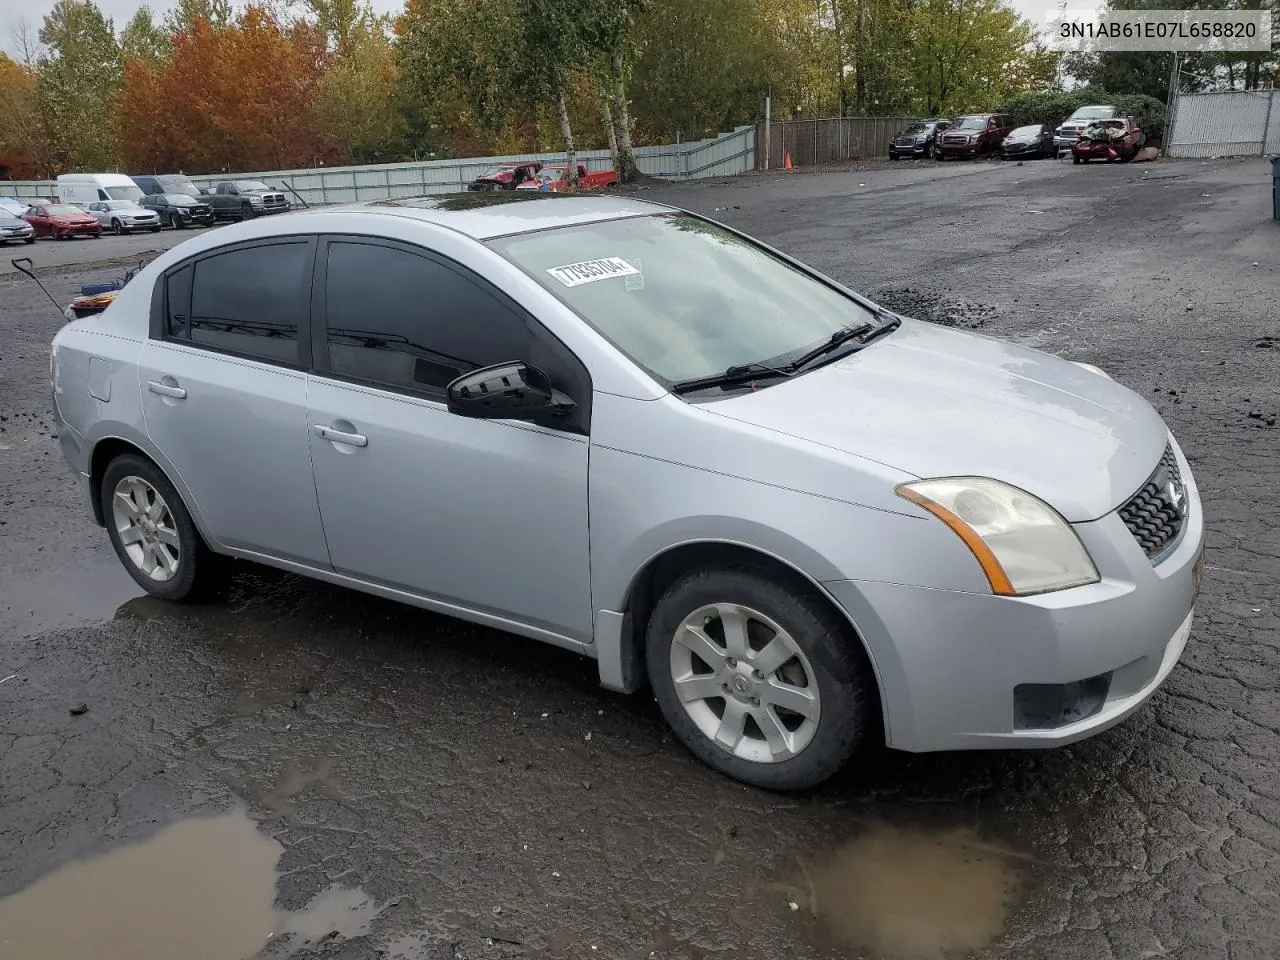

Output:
xmin=111 ymin=218 xmax=124 ymax=235
xmin=241 ymin=203 xmax=256 ymax=220
xmin=1073 ymin=156 xmax=1082 ymax=165
xmin=24 ymin=236 xmax=35 ymax=244
xmin=150 ymin=225 xmax=161 ymax=233
xmin=645 ymin=564 xmax=875 ymax=791
xmin=101 ymin=453 xmax=221 ymax=602
xmin=923 ymin=142 xmax=933 ymax=159
xmin=890 ymin=153 xmax=900 ymax=161
xmin=170 ymin=213 xmax=183 ymax=230
xmin=90 ymin=232 xmax=100 ymax=239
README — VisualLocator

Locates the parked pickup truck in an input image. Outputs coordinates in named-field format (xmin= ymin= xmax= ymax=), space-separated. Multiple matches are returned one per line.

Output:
xmin=515 ymin=163 xmax=619 ymax=192
xmin=204 ymin=179 xmax=291 ymax=220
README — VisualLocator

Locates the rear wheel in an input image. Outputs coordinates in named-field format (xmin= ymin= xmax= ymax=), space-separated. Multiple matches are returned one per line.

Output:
xmin=646 ymin=565 xmax=874 ymax=790
xmin=101 ymin=454 xmax=220 ymax=602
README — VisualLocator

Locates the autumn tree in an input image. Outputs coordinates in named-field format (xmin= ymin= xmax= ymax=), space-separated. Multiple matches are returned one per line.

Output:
xmin=164 ymin=0 xmax=232 ymax=36
xmin=0 ymin=54 xmax=56 ymax=178
xmin=36 ymin=0 xmax=122 ymax=170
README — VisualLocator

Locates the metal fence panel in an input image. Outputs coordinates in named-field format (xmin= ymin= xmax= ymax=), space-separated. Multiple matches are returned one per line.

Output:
xmin=1166 ymin=90 xmax=1280 ymax=158
xmin=1 ymin=126 xmax=757 ymax=205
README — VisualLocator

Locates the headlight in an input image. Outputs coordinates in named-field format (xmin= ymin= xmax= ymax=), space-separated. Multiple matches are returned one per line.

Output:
xmin=248 ymin=196 xmax=264 ymax=205
xmin=1071 ymin=361 xmax=1112 ymax=379
xmin=896 ymin=478 xmax=1099 ymax=596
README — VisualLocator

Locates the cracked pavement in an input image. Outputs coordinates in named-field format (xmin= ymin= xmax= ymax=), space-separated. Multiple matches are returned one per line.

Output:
xmin=1 ymin=156 xmax=1277 ymax=960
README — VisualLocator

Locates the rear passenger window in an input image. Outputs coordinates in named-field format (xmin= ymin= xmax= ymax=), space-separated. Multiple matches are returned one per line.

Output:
xmin=322 ymin=241 xmax=532 ymax=394
xmin=180 ymin=242 xmax=310 ymax=365
xmin=166 ymin=265 xmax=192 ymax=339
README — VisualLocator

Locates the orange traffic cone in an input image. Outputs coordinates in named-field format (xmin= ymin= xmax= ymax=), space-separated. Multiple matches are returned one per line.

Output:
xmin=784 ymin=152 xmax=793 ymax=170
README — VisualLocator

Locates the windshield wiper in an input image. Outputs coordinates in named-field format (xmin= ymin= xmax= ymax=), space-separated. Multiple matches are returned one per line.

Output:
xmin=671 ymin=361 xmax=792 ymax=395
xmin=785 ymin=322 xmax=873 ymax=373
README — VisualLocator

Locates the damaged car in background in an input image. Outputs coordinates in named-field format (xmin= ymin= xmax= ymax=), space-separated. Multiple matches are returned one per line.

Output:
xmin=468 ymin=162 xmax=543 ymax=191
xmin=1073 ymin=117 xmax=1145 ymax=163
xmin=47 ymin=193 xmax=1204 ymax=791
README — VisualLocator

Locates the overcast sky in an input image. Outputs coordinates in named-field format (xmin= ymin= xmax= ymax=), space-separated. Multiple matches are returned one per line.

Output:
xmin=2 ymin=0 xmax=1097 ymax=58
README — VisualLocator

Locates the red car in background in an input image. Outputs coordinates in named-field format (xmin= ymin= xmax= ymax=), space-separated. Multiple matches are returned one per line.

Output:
xmin=515 ymin=163 xmax=619 ymax=192
xmin=1072 ymin=117 xmax=1145 ymax=163
xmin=22 ymin=203 xmax=102 ymax=240
xmin=935 ymin=114 xmax=1016 ymax=159
xmin=468 ymin=162 xmax=543 ymax=191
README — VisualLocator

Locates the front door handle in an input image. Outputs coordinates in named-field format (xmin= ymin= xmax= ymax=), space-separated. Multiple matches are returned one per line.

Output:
xmin=314 ymin=424 xmax=368 ymax=448
xmin=147 ymin=380 xmax=187 ymax=399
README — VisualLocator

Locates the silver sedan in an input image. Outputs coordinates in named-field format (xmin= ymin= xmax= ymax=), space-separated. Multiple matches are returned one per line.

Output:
xmin=49 ymin=194 xmax=1203 ymax=789
xmin=84 ymin=200 xmax=162 ymax=235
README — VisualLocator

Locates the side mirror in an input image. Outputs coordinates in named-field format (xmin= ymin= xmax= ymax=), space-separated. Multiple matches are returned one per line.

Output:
xmin=446 ymin=361 xmax=575 ymax=423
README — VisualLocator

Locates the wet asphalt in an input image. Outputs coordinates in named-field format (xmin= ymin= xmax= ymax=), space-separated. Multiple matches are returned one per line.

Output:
xmin=1 ymin=156 xmax=1278 ymax=960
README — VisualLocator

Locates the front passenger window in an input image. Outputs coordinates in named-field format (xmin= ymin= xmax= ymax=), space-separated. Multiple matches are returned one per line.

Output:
xmin=322 ymin=241 xmax=536 ymax=395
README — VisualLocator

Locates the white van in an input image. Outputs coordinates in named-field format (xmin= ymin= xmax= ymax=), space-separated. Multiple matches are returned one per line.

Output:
xmin=57 ymin=174 xmax=144 ymax=206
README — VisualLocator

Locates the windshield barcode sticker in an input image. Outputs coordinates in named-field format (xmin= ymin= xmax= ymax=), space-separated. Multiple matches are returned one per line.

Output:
xmin=547 ymin=257 xmax=639 ymax=287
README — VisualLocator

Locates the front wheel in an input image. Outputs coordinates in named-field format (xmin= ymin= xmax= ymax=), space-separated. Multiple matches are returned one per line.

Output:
xmin=24 ymin=236 xmax=35 ymax=244
xmin=111 ymin=218 xmax=124 ymax=235
xmin=101 ymin=454 xmax=220 ymax=602
xmin=169 ymin=213 xmax=183 ymax=230
xmin=645 ymin=565 xmax=874 ymax=790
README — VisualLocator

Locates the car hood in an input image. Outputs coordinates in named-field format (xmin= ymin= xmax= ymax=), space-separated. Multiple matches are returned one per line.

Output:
xmin=700 ymin=319 xmax=1167 ymax=522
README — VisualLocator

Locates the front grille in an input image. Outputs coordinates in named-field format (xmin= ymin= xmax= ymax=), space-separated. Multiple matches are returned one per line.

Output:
xmin=1119 ymin=445 xmax=1187 ymax=560
xmin=943 ymin=135 xmax=968 ymax=144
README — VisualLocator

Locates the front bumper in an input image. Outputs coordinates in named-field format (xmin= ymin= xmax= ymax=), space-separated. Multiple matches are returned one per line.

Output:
xmin=889 ymin=143 xmax=929 ymax=157
xmin=824 ymin=440 xmax=1204 ymax=752
xmin=58 ymin=223 xmax=101 ymax=235
xmin=937 ymin=141 xmax=981 ymax=156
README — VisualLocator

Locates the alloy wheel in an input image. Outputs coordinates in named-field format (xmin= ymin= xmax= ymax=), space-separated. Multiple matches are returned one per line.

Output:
xmin=669 ymin=602 xmax=821 ymax=763
xmin=111 ymin=476 xmax=181 ymax=582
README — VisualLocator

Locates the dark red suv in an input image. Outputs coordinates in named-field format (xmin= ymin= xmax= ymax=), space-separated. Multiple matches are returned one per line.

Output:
xmin=936 ymin=114 xmax=1016 ymax=159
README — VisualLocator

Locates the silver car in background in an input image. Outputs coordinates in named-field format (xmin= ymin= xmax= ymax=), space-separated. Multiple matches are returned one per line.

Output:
xmin=50 ymin=194 xmax=1204 ymax=790
xmin=84 ymin=199 xmax=162 ymax=235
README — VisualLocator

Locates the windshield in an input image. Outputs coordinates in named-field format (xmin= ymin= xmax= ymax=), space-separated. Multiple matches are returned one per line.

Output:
xmin=0 ymin=209 xmax=22 ymax=222
xmin=46 ymin=205 xmax=84 ymax=216
xmin=103 ymin=200 xmax=138 ymax=210
xmin=1010 ymin=125 xmax=1041 ymax=137
xmin=104 ymin=185 xmax=144 ymax=202
xmin=165 ymin=194 xmax=198 ymax=204
xmin=1071 ymin=106 xmax=1114 ymax=120
xmin=489 ymin=214 xmax=877 ymax=386
xmin=901 ymin=123 xmax=930 ymax=136
xmin=955 ymin=117 xmax=988 ymax=131
xmin=480 ymin=165 xmax=520 ymax=177
xmin=234 ymin=180 xmax=271 ymax=192
xmin=161 ymin=179 xmax=201 ymax=195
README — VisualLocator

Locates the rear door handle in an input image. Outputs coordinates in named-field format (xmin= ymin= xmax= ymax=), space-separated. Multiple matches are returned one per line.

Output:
xmin=147 ymin=380 xmax=186 ymax=399
xmin=314 ymin=424 xmax=368 ymax=447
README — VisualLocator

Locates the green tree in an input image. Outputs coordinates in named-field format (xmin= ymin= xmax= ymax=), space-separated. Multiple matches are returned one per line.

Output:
xmin=313 ymin=14 xmax=404 ymax=162
xmin=906 ymin=0 xmax=1049 ymax=115
xmin=164 ymin=0 xmax=233 ymax=36
xmin=121 ymin=6 xmax=171 ymax=62
xmin=37 ymin=0 xmax=122 ymax=170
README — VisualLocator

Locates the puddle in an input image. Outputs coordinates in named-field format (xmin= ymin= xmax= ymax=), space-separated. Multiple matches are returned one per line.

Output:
xmin=793 ymin=824 xmax=1022 ymax=959
xmin=0 ymin=811 xmax=381 ymax=960
xmin=1 ymin=554 xmax=143 ymax=638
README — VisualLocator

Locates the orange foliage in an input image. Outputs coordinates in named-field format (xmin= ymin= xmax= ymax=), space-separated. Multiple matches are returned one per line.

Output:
xmin=119 ymin=5 xmax=336 ymax=174
xmin=0 ymin=55 xmax=45 ymax=179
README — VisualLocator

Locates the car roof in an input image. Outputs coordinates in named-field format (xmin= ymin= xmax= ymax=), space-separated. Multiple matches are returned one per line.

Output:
xmin=341 ymin=193 xmax=672 ymax=240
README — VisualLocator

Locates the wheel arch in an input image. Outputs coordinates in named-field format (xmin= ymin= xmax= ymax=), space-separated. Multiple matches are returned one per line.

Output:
xmin=597 ymin=539 xmax=887 ymax=735
xmin=88 ymin=434 xmax=218 ymax=551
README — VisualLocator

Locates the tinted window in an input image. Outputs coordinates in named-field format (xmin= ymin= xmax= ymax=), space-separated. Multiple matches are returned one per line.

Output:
xmin=166 ymin=265 xmax=192 ymax=339
xmin=184 ymin=242 xmax=310 ymax=364
xmin=323 ymin=241 xmax=532 ymax=394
